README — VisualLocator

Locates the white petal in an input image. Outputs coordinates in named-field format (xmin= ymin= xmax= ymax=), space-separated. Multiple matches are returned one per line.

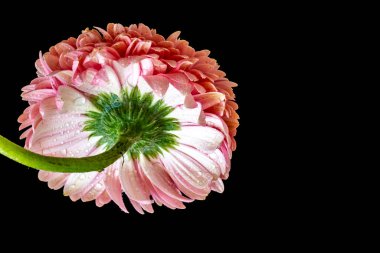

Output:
xmin=163 ymin=84 xmax=188 ymax=107
xmin=161 ymin=150 xmax=212 ymax=190
xmin=30 ymin=97 xmax=101 ymax=157
xmin=58 ymin=86 xmax=97 ymax=114
xmin=208 ymin=149 xmax=227 ymax=176
xmin=74 ymin=65 xmax=121 ymax=95
xmin=112 ymin=57 xmax=153 ymax=88
xmin=81 ymin=173 xmax=106 ymax=202
xmin=63 ymin=172 xmax=98 ymax=199
xmin=169 ymin=102 xmax=204 ymax=125
xmin=172 ymin=125 xmax=224 ymax=152
xmin=138 ymin=75 xmax=169 ymax=97
xmin=160 ymin=151 xmax=211 ymax=200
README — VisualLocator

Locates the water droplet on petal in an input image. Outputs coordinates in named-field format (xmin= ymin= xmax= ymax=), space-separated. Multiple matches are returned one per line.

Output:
xmin=60 ymin=149 xmax=67 ymax=155
xmin=95 ymin=183 xmax=102 ymax=190
xmin=74 ymin=97 xmax=86 ymax=106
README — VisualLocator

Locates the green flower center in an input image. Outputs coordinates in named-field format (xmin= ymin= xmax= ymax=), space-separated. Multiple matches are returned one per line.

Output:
xmin=84 ymin=87 xmax=180 ymax=159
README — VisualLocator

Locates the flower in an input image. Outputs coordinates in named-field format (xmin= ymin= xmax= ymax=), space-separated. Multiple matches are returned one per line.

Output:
xmin=18 ymin=23 xmax=239 ymax=213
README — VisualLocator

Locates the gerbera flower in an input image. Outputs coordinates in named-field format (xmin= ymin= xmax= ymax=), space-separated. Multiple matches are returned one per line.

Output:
xmin=2 ymin=23 xmax=239 ymax=213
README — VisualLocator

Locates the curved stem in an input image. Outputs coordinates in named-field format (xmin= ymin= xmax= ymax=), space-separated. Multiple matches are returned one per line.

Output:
xmin=0 ymin=135 xmax=133 ymax=173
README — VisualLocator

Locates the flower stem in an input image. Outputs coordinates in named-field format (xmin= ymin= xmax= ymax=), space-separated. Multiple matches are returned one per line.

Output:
xmin=0 ymin=135 xmax=133 ymax=173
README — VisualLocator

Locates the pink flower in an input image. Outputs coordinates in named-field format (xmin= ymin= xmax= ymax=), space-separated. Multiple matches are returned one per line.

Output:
xmin=18 ymin=23 xmax=239 ymax=213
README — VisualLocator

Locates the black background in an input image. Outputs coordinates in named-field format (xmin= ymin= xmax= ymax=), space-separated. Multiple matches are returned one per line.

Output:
xmin=0 ymin=2 xmax=262 ymax=249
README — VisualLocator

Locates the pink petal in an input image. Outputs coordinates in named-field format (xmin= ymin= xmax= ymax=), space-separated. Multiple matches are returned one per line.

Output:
xmin=160 ymin=151 xmax=211 ymax=198
xmin=84 ymin=47 xmax=119 ymax=65
xmin=107 ymin=23 xmax=126 ymax=37
xmin=112 ymin=57 xmax=153 ymax=87
xmin=34 ymin=79 xmax=54 ymax=90
xmin=81 ymin=181 xmax=106 ymax=202
xmin=129 ymin=195 xmax=154 ymax=213
xmin=205 ymin=113 xmax=231 ymax=147
xmin=31 ymin=113 xmax=86 ymax=148
xmin=162 ymin=73 xmax=192 ymax=93
xmin=113 ymin=59 xmax=140 ymax=87
xmin=39 ymin=171 xmax=69 ymax=191
xmin=210 ymin=178 xmax=224 ymax=193
xmin=220 ymin=141 xmax=231 ymax=179
xmin=119 ymin=158 xmax=152 ymax=204
xmin=132 ymin=41 xmax=152 ymax=55
xmin=45 ymin=54 xmax=60 ymax=72
xmin=94 ymin=26 xmax=113 ymax=41
xmin=207 ymin=102 xmax=226 ymax=117
xmin=140 ymin=203 xmax=154 ymax=213
xmin=22 ymin=89 xmax=56 ymax=102
xmin=38 ymin=171 xmax=55 ymax=182
xmin=104 ymin=162 xmax=129 ymax=213
xmin=20 ymin=128 xmax=32 ymax=140
xmin=176 ymin=144 xmax=221 ymax=178
xmin=33 ymin=133 xmax=99 ymax=158
xmin=47 ymin=173 xmax=69 ymax=190
xmin=139 ymin=156 xmax=191 ymax=203
xmin=161 ymin=59 xmax=177 ymax=68
xmin=129 ymin=199 xmax=145 ymax=214
xmin=18 ymin=107 xmax=30 ymax=123
xmin=193 ymin=83 xmax=207 ymax=93
xmin=193 ymin=92 xmax=225 ymax=110
xmin=32 ymin=117 xmax=84 ymax=146
xmin=140 ymin=58 xmax=154 ymax=75
xmin=52 ymin=70 xmax=73 ymax=86
xmin=35 ymin=51 xmax=52 ymax=76
xmin=151 ymin=186 xmax=186 ymax=209
xmin=96 ymin=191 xmax=112 ymax=207
xmin=167 ymin=31 xmax=181 ymax=42
xmin=78 ymin=168 xmax=106 ymax=202
xmin=38 ymin=97 xmax=58 ymax=118
xmin=19 ymin=118 xmax=33 ymax=131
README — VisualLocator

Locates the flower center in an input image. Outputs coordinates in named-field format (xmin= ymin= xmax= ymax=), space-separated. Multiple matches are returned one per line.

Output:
xmin=84 ymin=87 xmax=180 ymax=159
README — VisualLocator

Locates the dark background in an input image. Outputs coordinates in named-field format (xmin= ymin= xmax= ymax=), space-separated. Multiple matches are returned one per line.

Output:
xmin=0 ymin=2 xmax=265 ymax=248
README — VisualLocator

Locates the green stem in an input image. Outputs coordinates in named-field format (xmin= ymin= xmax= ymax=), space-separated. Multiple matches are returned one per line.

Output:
xmin=0 ymin=135 xmax=133 ymax=173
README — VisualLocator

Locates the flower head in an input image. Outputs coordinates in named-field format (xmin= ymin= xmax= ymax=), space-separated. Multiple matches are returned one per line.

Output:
xmin=18 ymin=23 xmax=239 ymax=213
